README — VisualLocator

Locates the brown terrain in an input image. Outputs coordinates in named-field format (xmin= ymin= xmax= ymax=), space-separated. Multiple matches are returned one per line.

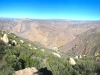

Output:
xmin=60 ymin=27 xmax=100 ymax=55
xmin=0 ymin=18 xmax=100 ymax=54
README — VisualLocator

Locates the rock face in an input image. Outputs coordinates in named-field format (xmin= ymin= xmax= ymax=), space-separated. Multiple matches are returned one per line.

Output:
xmin=69 ymin=58 xmax=76 ymax=65
xmin=15 ymin=67 xmax=38 ymax=75
xmin=1 ymin=33 xmax=9 ymax=44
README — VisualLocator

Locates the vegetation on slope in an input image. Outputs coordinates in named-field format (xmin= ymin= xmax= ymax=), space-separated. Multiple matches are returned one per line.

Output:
xmin=0 ymin=30 xmax=100 ymax=75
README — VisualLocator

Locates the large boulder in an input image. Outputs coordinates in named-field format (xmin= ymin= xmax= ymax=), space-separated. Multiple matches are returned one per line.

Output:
xmin=53 ymin=52 xmax=61 ymax=58
xmin=68 ymin=58 xmax=76 ymax=66
xmin=75 ymin=56 xmax=78 ymax=59
xmin=20 ymin=40 xmax=24 ymax=44
xmin=1 ymin=33 xmax=9 ymax=44
xmin=95 ymin=53 xmax=99 ymax=56
xmin=12 ymin=40 xmax=18 ymax=46
xmin=79 ymin=55 xmax=82 ymax=58
xmin=15 ymin=67 xmax=40 ymax=75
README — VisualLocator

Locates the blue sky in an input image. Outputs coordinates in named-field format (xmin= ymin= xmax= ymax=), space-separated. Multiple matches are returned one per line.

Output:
xmin=0 ymin=0 xmax=100 ymax=20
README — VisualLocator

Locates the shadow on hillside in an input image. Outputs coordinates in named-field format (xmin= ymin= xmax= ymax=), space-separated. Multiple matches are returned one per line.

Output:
xmin=35 ymin=67 xmax=53 ymax=75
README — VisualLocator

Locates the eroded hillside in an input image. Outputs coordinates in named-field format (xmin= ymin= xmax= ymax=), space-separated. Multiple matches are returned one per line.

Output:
xmin=60 ymin=27 xmax=100 ymax=55
xmin=0 ymin=19 xmax=100 ymax=50
xmin=1 ymin=30 xmax=100 ymax=75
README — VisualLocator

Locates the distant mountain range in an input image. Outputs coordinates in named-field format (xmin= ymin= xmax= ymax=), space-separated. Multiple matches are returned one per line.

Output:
xmin=0 ymin=18 xmax=100 ymax=55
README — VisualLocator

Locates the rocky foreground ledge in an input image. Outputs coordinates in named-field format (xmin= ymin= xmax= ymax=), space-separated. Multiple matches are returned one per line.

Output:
xmin=15 ymin=67 xmax=53 ymax=75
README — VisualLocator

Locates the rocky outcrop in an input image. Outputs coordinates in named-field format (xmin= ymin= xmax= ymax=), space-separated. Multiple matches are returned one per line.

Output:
xmin=15 ymin=67 xmax=39 ymax=75
xmin=79 ymin=55 xmax=82 ymax=58
xmin=15 ymin=67 xmax=53 ymax=75
xmin=53 ymin=52 xmax=61 ymax=58
xmin=12 ymin=40 xmax=18 ymax=46
xmin=95 ymin=53 xmax=99 ymax=56
xmin=1 ymin=33 xmax=9 ymax=44
xmin=20 ymin=40 xmax=24 ymax=44
xmin=68 ymin=58 xmax=76 ymax=65
xmin=75 ymin=56 xmax=78 ymax=59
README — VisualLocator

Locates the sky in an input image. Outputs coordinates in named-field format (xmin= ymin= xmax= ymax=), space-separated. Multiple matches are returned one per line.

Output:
xmin=0 ymin=0 xmax=100 ymax=20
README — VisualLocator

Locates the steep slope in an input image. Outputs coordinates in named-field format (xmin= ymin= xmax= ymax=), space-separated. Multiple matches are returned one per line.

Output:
xmin=0 ymin=30 xmax=63 ymax=75
xmin=1 ymin=30 xmax=100 ymax=75
xmin=60 ymin=27 xmax=100 ymax=55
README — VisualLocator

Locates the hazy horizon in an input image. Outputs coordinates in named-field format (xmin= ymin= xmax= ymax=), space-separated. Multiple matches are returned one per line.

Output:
xmin=0 ymin=17 xmax=100 ymax=21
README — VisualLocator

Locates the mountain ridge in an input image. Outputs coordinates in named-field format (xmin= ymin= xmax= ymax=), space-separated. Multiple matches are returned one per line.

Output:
xmin=60 ymin=27 xmax=100 ymax=55
xmin=0 ymin=19 xmax=100 ymax=50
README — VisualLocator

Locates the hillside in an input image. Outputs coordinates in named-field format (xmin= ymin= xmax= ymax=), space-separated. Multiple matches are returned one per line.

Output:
xmin=0 ymin=30 xmax=62 ymax=75
xmin=0 ymin=19 xmax=100 ymax=49
xmin=60 ymin=27 xmax=100 ymax=55
xmin=0 ymin=30 xmax=100 ymax=75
